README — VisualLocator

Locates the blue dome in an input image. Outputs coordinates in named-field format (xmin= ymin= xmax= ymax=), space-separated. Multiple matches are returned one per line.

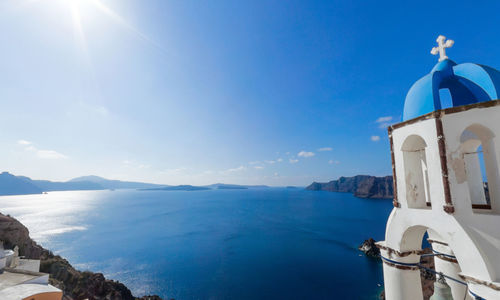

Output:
xmin=403 ymin=59 xmax=500 ymax=121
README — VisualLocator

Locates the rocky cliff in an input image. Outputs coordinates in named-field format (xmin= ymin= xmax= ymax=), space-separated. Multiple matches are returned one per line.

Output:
xmin=0 ymin=212 xmax=162 ymax=300
xmin=306 ymin=175 xmax=393 ymax=199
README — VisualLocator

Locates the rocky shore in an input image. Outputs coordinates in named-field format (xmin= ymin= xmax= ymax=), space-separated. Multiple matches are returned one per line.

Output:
xmin=0 ymin=212 xmax=163 ymax=300
xmin=358 ymin=238 xmax=380 ymax=257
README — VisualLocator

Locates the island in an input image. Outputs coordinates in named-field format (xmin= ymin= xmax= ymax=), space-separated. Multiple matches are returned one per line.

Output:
xmin=0 ymin=171 xmax=271 ymax=196
xmin=306 ymin=175 xmax=393 ymax=199
xmin=140 ymin=185 xmax=210 ymax=191
xmin=0 ymin=172 xmax=167 ymax=196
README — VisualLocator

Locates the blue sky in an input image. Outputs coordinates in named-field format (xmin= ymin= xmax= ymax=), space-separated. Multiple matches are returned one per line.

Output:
xmin=1 ymin=0 xmax=499 ymax=186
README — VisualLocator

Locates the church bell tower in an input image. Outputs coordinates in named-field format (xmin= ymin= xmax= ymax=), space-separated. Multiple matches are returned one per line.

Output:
xmin=378 ymin=35 xmax=500 ymax=300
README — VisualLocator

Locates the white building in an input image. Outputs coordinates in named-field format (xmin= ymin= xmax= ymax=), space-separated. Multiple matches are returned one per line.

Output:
xmin=0 ymin=243 xmax=62 ymax=300
xmin=378 ymin=36 xmax=500 ymax=300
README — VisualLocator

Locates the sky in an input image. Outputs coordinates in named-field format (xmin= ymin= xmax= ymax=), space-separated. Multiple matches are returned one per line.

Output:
xmin=1 ymin=0 xmax=500 ymax=186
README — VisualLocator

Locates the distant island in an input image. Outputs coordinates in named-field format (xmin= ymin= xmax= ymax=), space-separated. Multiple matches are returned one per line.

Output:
xmin=141 ymin=183 xmax=271 ymax=191
xmin=205 ymin=183 xmax=269 ymax=190
xmin=141 ymin=185 xmax=210 ymax=191
xmin=306 ymin=175 xmax=393 ymax=199
xmin=207 ymin=183 xmax=248 ymax=190
xmin=1 ymin=171 xmax=396 ymax=199
xmin=0 ymin=172 xmax=271 ymax=196
xmin=0 ymin=172 xmax=167 ymax=196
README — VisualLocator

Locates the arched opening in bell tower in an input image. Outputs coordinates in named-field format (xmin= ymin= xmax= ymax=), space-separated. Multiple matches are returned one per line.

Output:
xmin=401 ymin=135 xmax=431 ymax=208
xmin=398 ymin=226 xmax=473 ymax=300
xmin=460 ymin=124 xmax=499 ymax=210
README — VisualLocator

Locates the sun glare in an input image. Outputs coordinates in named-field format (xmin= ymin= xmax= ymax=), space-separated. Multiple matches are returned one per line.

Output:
xmin=57 ymin=0 xmax=161 ymax=52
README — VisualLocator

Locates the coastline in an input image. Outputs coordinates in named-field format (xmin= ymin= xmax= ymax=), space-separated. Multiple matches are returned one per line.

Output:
xmin=0 ymin=212 xmax=162 ymax=300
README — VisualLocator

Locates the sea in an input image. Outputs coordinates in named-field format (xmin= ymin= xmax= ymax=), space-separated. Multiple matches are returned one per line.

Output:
xmin=0 ymin=188 xmax=393 ymax=299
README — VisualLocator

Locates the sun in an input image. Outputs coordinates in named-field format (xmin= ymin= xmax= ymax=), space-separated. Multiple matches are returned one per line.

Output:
xmin=60 ymin=0 xmax=156 ymax=49
xmin=63 ymin=0 xmax=120 ymax=34
xmin=15 ymin=0 xmax=160 ymax=63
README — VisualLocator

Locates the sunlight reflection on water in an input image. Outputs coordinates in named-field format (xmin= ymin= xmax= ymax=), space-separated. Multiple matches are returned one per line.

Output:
xmin=0 ymin=190 xmax=103 ymax=244
xmin=0 ymin=189 xmax=391 ymax=299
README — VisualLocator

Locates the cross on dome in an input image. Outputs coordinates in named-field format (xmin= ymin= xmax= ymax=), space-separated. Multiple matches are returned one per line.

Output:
xmin=431 ymin=35 xmax=454 ymax=62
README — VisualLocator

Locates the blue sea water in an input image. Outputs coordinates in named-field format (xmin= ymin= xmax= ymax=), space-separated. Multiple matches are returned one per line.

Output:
xmin=0 ymin=188 xmax=393 ymax=299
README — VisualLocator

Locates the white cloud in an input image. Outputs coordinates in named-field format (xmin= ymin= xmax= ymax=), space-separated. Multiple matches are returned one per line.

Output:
xmin=318 ymin=147 xmax=332 ymax=152
xmin=298 ymin=151 xmax=315 ymax=158
xmin=376 ymin=116 xmax=393 ymax=123
xmin=274 ymin=172 xmax=279 ymax=177
xmin=95 ymin=106 xmax=109 ymax=116
xmin=69 ymin=101 xmax=109 ymax=118
xmin=371 ymin=135 xmax=381 ymax=142
xmin=329 ymin=160 xmax=340 ymax=165
xmin=35 ymin=149 xmax=68 ymax=159
xmin=254 ymin=166 xmax=264 ymax=169
xmin=265 ymin=160 xmax=276 ymax=164
xmin=375 ymin=116 xmax=394 ymax=129
xmin=248 ymin=161 xmax=261 ymax=165
xmin=289 ymin=158 xmax=299 ymax=164
xmin=20 ymin=140 xmax=68 ymax=159
xmin=124 ymin=160 xmax=151 ymax=170
xmin=159 ymin=167 xmax=185 ymax=174
xmin=277 ymin=158 xmax=283 ymax=162
xmin=18 ymin=140 xmax=32 ymax=145
xmin=224 ymin=166 xmax=246 ymax=173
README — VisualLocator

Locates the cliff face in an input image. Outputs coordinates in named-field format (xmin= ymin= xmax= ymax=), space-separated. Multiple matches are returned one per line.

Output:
xmin=0 ymin=213 xmax=45 ymax=258
xmin=306 ymin=175 xmax=393 ymax=199
xmin=0 ymin=212 xmax=162 ymax=300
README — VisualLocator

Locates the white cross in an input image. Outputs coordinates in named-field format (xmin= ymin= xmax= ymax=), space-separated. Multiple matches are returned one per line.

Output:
xmin=431 ymin=35 xmax=454 ymax=62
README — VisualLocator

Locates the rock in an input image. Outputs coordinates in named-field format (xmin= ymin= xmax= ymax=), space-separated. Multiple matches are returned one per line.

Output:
xmin=0 ymin=212 xmax=163 ymax=300
xmin=358 ymin=238 xmax=380 ymax=257
xmin=0 ymin=213 xmax=45 ymax=258
xmin=306 ymin=175 xmax=393 ymax=199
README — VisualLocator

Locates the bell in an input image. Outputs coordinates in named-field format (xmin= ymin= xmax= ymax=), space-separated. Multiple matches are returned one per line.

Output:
xmin=430 ymin=274 xmax=453 ymax=300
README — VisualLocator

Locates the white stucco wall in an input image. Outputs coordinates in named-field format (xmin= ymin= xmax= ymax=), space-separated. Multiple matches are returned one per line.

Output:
xmin=382 ymin=104 xmax=500 ymax=299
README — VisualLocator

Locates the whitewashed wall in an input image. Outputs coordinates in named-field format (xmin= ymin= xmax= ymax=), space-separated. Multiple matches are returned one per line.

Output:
xmin=381 ymin=104 xmax=500 ymax=299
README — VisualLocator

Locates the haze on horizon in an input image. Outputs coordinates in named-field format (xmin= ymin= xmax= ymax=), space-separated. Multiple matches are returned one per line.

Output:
xmin=1 ymin=0 xmax=499 ymax=186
